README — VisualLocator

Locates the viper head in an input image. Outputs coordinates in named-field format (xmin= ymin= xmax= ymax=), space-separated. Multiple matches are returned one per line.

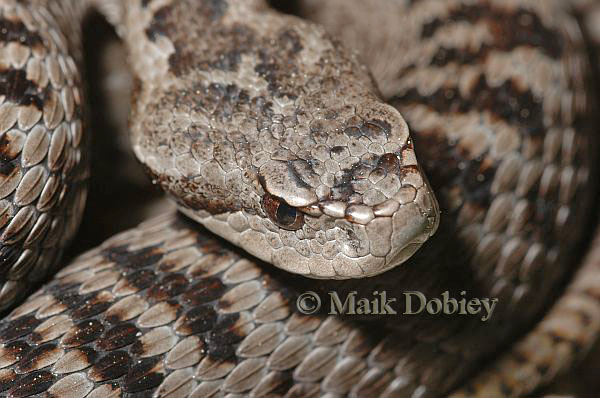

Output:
xmin=247 ymin=101 xmax=440 ymax=278
xmin=130 ymin=3 xmax=439 ymax=279
xmin=166 ymin=98 xmax=440 ymax=279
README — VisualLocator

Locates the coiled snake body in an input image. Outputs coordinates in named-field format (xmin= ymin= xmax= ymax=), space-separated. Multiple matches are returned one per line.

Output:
xmin=0 ymin=0 xmax=598 ymax=397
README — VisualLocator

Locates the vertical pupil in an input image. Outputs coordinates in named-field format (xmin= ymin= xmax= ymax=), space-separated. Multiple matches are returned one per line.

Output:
xmin=276 ymin=202 xmax=297 ymax=225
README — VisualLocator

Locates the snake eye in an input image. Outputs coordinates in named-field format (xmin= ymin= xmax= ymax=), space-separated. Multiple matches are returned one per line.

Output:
xmin=262 ymin=194 xmax=304 ymax=230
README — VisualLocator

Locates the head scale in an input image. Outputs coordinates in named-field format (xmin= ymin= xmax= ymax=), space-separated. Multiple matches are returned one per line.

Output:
xmin=130 ymin=1 xmax=440 ymax=279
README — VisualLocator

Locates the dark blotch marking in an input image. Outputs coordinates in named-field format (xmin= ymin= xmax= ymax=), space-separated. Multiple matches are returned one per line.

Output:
xmin=0 ymin=368 xmax=15 ymax=393
xmin=145 ymin=3 xmax=251 ymax=77
xmin=200 ymin=82 xmax=250 ymax=119
xmin=182 ymin=277 xmax=226 ymax=306
xmin=147 ymin=273 xmax=188 ymax=301
xmin=53 ymin=291 xmax=92 ymax=311
xmin=421 ymin=4 xmax=563 ymax=59
xmin=330 ymin=146 xmax=402 ymax=202
xmin=72 ymin=346 xmax=97 ymax=367
xmin=360 ymin=120 xmax=391 ymax=141
xmin=195 ymin=24 xmax=255 ymax=74
xmin=344 ymin=126 xmax=362 ymax=138
xmin=88 ymin=350 xmax=132 ymax=382
xmin=71 ymin=293 xmax=113 ymax=320
xmin=250 ymin=96 xmax=274 ymax=118
xmin=330 ymin=146 xmax=346 ymax=156
xmin=254 ymin=58 xmax=298 ymax=100
xmin=96 ymin=323 xmax=140 ymax=351
xmin=393 ymin=74 xmax=545 ymax=138
xmin=0 ymin=160 xmax=17 ymax=180
xmin=62 ymin=319 xmax=104 ymax=348
xmin=123 ymin=269 xmax=158 ymax=292
xmin=261 ymin=371 xmax=294 ymax=397
xmin=206 ymin=313 xmax=244 ymax=360
xmin=8 ymin=370 xmax=54 ymax=398
xmin=0 ymin=134 xmax=21 ymax=162
xmin=45 ymin=280 xmax=79 ymax=295
xmin=122 ymin=357 xmax=164 ymax=393
xmin=249 ymin=28 xmax=307 ymax=99
xmin=175 ymin=305 xmax=218 ymax=335
xmin=104 ymin=245 xmax=164 ymax=269
xmin=0 ymin=340 xmax=30 ymax=366
xmin=408 ymin=126 xmax=496 ymax=210
xmin=330 ymin=171 xmax=355 ymax=202
xmin=0 ymin=18 xmax=42 ymax=47
xmin=14 ymin=343 xmax=57 ymax=373
xmin=0 ymin=68 xmax=46 ymax=109
xmin=278 ymin=28 xmax=304 ymax=54
xmin=193 ymin=237 xmax=227 ymax=257
xmin=343 ymin=118 xmax=391 ymax=141
xmin=0 ymin=315 xmax=40 ymax=343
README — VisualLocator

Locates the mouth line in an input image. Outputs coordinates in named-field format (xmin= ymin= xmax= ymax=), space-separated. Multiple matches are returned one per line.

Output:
xmin=297 ymin=189 xmax=439 ymax=226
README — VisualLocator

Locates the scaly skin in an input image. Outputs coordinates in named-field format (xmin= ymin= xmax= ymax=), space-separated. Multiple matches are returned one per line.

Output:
xmin=0 ymin=0 xmax=597 ymax=397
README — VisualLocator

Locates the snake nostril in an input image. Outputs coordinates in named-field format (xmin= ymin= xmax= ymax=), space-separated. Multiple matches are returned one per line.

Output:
xmin=261 ymin=194 xmax=305 ymax=231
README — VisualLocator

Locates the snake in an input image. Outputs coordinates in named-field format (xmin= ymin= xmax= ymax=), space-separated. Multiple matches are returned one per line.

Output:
xmin=0 ymin=0 xmax=598 ymax=397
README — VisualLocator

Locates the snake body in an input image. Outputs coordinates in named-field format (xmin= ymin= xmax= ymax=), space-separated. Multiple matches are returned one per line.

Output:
xmin=0 ymin=0 xmax=598 ymax=397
